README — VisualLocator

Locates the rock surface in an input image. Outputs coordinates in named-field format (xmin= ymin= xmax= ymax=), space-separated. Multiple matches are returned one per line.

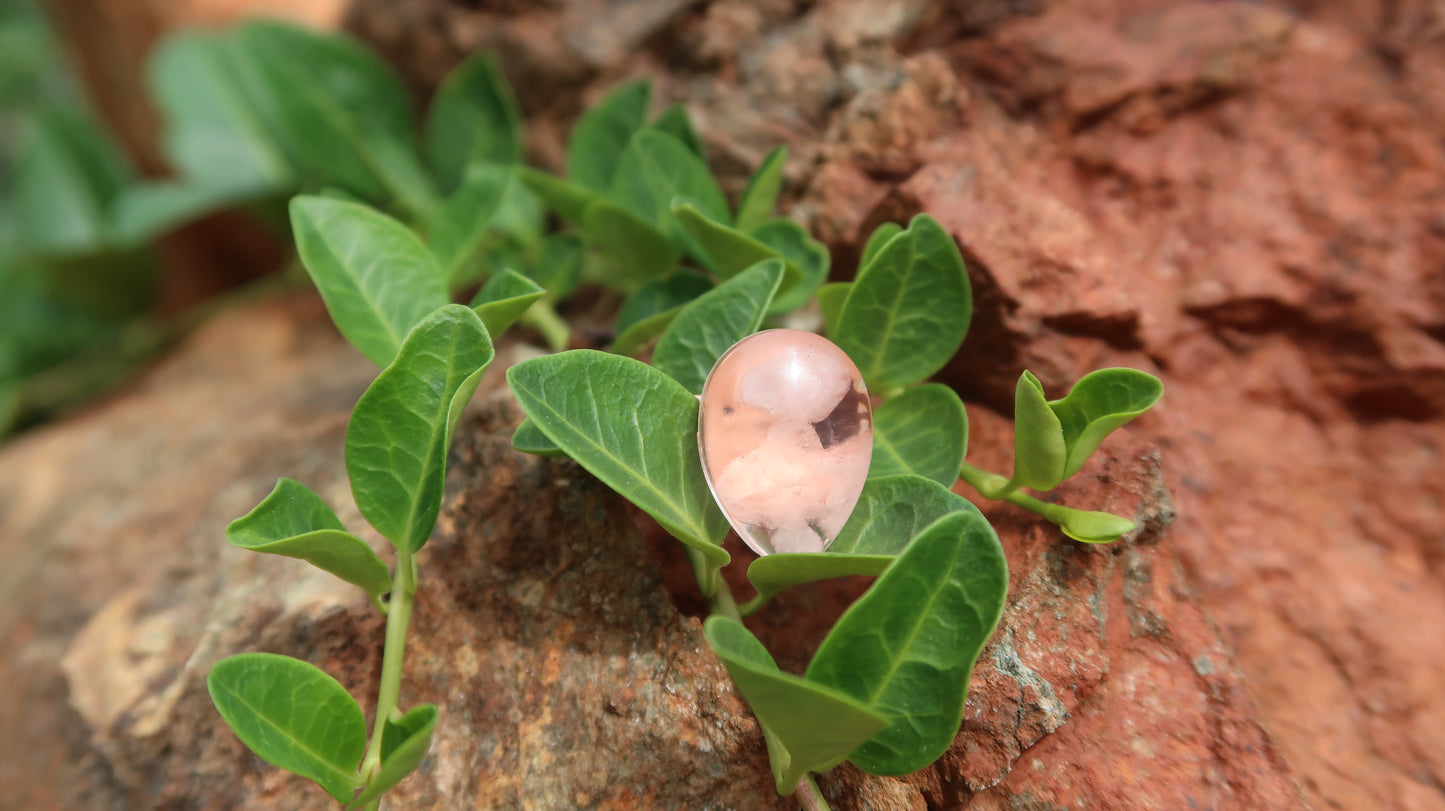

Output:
xmin=6 ymin=0 xmax=1445 ymax=809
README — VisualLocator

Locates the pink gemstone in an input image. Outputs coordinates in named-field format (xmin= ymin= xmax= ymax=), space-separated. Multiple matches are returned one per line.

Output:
xmin=698 ymin=329 xmax=872 ymax=555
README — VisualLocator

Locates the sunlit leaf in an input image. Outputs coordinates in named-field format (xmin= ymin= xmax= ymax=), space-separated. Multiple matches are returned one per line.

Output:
xmin=507 ymin=351 xmax=729 ymax=566
xmin=346 ymin=305 xmax=494 ymax=553
xmin=806 ymin=510 xmax=1007 ymax=776
xmin=705 ymin=617 xmax=888 ymax=794
xmin=226 ymin=478 xmax=391 ymax=597
xmin=208 ymin=653 xmax=366 ymax=802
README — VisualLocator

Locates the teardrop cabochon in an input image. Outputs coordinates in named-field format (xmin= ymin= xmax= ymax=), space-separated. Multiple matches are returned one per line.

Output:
xmin=697 ymin=329 xmax=872 ymax=556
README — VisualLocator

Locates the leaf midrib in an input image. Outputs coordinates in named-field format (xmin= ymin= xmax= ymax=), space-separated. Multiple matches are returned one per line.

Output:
xmin=513 ymin=376 xmax=709 ymax=544
xmin=212 ymin=679 xmax=359 ymax=792
xmin=858 ymin=533 xmax=960 ymax=707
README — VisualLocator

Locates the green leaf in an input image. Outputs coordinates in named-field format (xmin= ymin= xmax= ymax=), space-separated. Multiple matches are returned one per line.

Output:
xmin=506 ymin=351 xmax=729 ymax=567
xmin=517 ymin=167 xmax=600 ymax=227
xmin=111 ymin=179 xmax=250 ymax=245
xmin=1049 ymin=368 xmax=1163 ymax=479
xmin=650 ymin=103 xmax=705 ymax=159
xmin=614 ymin=269 xmax=714 ymax=336
xmin=346 ymin=305 xmax=494 ymax=553
xmin=12 ymin=111 xmax=130 ymax=255
xmin=818 ymin=282 xmax=850 ymax=339
xmin=859 ymin=221 xmax=903 ymax=271
xmin=705 ymin=617 xmax=889 ymax=794
xmin=805 ymin=509 xmax=1007 ymax=776
xmin=747 ymin=474 xmax=970 ymax=605
xmin=346 ymin=704 xmax=438 ymax=809
xmin=207 ymin=653 xmax=366 ymax=802
xmin=735 ymin=145 xmax=787 ymax=233
xmin=869 ymin=384 xmax=968 ymax=487
xmin=1011 ymin=370 xmax=1067 ymax=490
xmin=225 ymin=478 xmax=392 ymax=597
xmin=746 ymin=553 xmax=894 ymax=612
xmin=511 ymin=417 xmax=567 ymax=458
xmin=834 ymin=214 xmax=972 ymax=394
xmin=829 ymin=474 xmax=972 ymax=556
xmin=524 ymin=233 xmax=586 ymax=299
xmin=749 ymin=218 xmax=829 ymax=315
xmin=672 ymin=203 xmax=789 ymax=281
xmin=652 ymin=260 xmax=784 ymax=394
xmin=147 ymin=29 xmax=293 ymax=194
xmin=611 ymin=307 xmax=683 ymax=358
xmin=232 ymin=21 xmax=432 ymax=208
xmin=568 ymin=79 xmax=651 ymax=192
xmin=290 ymin=195 xmax=449 ymax=366
xmin=581 ymin=199 xmax=680 ymax=289
xmin=1058 ymin=508 xmax=1137 ymax=543
xmin=469 ymin=269 xmax=544 ymax=337
xmin=611 ymin=130 xmax=730 ymax=265
xmin=425 ymin=52 xmax=522 ymax=193
xmin=427 ymin=163 xmax=510 ymax=284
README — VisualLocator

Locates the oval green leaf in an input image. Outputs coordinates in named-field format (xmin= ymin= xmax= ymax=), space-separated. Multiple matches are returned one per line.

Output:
xmin=1011 ymin=370 xmax=1067 ymax=491
xmin=346 ymin=704 xmax=438 ymax=809
xmin=735 ymin=145 xmax=787 ymax=233
xmin=148 ymin=29 xmax=293 ymax=193
xmin=650 ymin=103 xmax=705 ymax=159
xmin=859 ymin=221 xmax=903 ymax=271
xmin=829 ymin=474 xmax=972 ymax=556
xmin=517 ymin=167 xmax=600 ymax=226
xmin=506 ymin=350 xmax=729 ymax=566
xmin=671 ymin=202 xmax=801 ymax=292
xmin=805 ymin=509 xmax=1008 ymax=776
xmin=346 ymin=305 xmax=494 ymax=553
xmin=226 ymin=478 xmax=391 ymax=597
xmin=869 ymin=383 xmax=968 ymax=486
xmin=207 ymin=653 xmax=366 ymax=802
xmin=12 ymin=111 xmax=128 ymax=256
xmin=750 ymin=218 xmax=829 ymax=315
xmin=427 ymin=163 xmax=511 ymax=284
xmin=746 ymin=553 xmax=894 ymax=613
xmin=425 ymin=52 xmax=522 ymax=192
xmin=705 ymin=617 xmax=888 ymax=794
xmin=232 ymin=21 xmax=430 ymax=208
xmin=290 ymin=195 xmax=449 ymax=367
xmin=511 ymin=417 xmax=567 ymax=458
xmin=582 ymin=198 xmax=680 ymax=290
xmin=615 ymin=269 xmax=714 ymax=336
xmin=611 ymin=130 xmax=730 ymax=265
xmin=612 ymin=307 xmax=683 ymax=358
xmin=652 ymin=260 xmax=784 ymax=394
xmin=469 ymin=269 xmax=544 ymax=338
xmin=1058 ymin=507 xmax=1137 ymax=543
xmin=568 ymin=79 xmax=651 ymax=192
xmin=747 ymin=474 xmax=969 ymax=607
xmin=1049 ymin=368 xmax=1164 ymax=479
xmin=834 ymin=213 xmax=972 ymax=394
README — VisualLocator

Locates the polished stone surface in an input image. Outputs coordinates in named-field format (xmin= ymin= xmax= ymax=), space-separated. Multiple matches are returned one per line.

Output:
xmin=698 ymin=329 xmax=872 ymax=555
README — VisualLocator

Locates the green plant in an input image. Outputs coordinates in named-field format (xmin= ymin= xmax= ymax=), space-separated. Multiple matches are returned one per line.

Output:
xmin=185 ymin=20 xmax=1163 ymax=809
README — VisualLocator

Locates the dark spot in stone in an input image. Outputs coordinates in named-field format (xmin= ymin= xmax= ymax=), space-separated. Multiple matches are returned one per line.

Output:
xmin=813 ymin=388 xmax=869 ymax=449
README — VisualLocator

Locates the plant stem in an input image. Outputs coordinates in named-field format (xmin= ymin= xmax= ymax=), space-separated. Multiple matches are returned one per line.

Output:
xmin=737 ymin=593 xmax=767 ymax=618
xmin=957 ymin=462 xmax=1018 ymax=500
xmin=359 ymin=550 xmax=417 ymax=800
xmin=521 ymin=301 xmax=571 ymax=351
xmin=797 ymin=775 xmax=832 ymax=811
xmin=959 ymin=462 xmax=1071 ymax=524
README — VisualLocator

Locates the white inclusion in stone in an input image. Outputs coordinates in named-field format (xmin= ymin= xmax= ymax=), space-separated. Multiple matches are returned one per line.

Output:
xmin=697 ymin=329 xmax=872 ymax=556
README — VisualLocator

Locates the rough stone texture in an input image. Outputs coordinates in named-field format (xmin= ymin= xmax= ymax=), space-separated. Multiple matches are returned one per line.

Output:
xmin=11 ymin=0 xmax=1445 ymax=809
xmin=0 ymin=297 xmax=913 ymax=810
